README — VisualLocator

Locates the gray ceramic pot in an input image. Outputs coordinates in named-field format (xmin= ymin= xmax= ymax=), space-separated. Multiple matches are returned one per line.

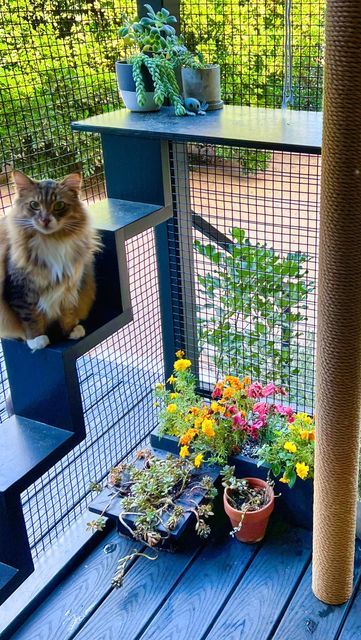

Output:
xmin=181 ymin=64 xmax=223 ymax=111
xmin=115 ymin=61 xmax=160 ymax=112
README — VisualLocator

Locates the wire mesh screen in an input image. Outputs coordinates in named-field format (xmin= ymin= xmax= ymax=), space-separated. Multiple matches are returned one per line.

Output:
xmin=0 ymin=0 xmax=137 ymax=213
xmin=169 ymin=143 xmax=320 ymax=412
xmin=181 ymin=0 xmax=325 ymax=110
xmin=20 ymin=228 xmax=163 ymax=558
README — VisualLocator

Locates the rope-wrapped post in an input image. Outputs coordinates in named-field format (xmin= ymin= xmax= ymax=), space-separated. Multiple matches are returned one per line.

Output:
xmin=312 ymin=0 xmax=361 ymax=604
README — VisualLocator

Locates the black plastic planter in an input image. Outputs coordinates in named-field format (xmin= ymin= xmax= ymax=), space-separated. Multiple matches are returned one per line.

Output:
xmin=150 ymin=431 xmax=313 ymax=531
xmin=115 ymin=62 xmax=160 ymax=112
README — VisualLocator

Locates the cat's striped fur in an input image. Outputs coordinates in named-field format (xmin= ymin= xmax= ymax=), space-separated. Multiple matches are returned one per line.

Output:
xmin=0 ymin=171 xmax=100 ymax=350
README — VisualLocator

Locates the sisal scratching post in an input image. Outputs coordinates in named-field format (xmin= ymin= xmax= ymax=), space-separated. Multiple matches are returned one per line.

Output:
xmin=312 ymin=0 xmax=361 ymax=604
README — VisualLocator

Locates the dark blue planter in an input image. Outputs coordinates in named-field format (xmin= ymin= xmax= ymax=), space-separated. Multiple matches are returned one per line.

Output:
xmin=150 ymin=432 xmax=313 ymax=531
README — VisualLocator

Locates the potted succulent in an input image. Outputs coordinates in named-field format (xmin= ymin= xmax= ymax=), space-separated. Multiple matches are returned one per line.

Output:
xmin=222 ymin=467 xmax=274 ymax=543
xmin=87 ymin=448 xmax=218 ymax=586
xmin=117 ymin=4 xmax=186 ymax=114
xmin=117 ymin=4 xmax=222 ymax=114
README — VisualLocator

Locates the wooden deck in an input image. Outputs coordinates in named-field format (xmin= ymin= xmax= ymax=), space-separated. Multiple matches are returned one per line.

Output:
xmin=8 ymin=521 xmax=361 ymax=640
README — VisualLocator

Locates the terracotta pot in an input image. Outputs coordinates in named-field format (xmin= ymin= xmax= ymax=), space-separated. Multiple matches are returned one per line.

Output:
xmin=223 ymin=478 xmax=274 ymax=543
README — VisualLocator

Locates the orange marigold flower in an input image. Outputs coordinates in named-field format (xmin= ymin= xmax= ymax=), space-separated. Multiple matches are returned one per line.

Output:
xmin=308 ymin=430 xmax=315 ymax=441
xmin=242 ymin=376 xmax=251 ymax=386
xmin=189 ymin=407 xmax=200 ymax=415
xmin=222 ymin=387 xmax=235 ymax=400
xmin=300 ymin=430 xmax=309 ymax=440
xmin=179 ymin=428 xmax=197 ymax=445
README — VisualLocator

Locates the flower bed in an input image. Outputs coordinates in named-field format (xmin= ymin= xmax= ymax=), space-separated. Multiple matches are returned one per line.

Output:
xmin=153 ymin=352 xmax=314 ymax=530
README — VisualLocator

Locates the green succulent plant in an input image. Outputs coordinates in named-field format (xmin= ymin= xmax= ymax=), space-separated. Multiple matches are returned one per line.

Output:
xmin=119 ymin=4 xmax=203 ymax=115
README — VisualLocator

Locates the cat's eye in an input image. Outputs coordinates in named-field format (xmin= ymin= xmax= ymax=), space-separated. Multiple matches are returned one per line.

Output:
xmin=29 ymin=201 xmax=40 ymax=211
xmin=53 ymin=201 xmax=66 ymax=212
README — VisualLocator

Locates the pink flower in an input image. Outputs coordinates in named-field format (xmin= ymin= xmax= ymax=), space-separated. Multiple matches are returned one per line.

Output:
xmin=247 ymin=382 xmax=263 ymax=399
xmin=252 ymin=419 xmax=265 ymax=430
xmin=262 ymin=382 xmax=277 ymax=397
xmin=232 ymin=412 xmax=247 ymax=430
xmin=275 ymin=386 xmax=287 ymax=396
xmin=253 ymin=402 xmax=269 ymax=417
xmin=228 ymin=405 xmax=237 ymax=415
xmin=212 ymin=385 xmax=222 ymax=400
xmin=274 ymin=404 xmax=294 ymax=420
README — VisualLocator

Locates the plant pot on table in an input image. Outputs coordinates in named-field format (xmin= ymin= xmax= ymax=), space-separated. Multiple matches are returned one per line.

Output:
xmin=223 ymin=478 xmax=274 ymax=543
xmin=181 ymin=64 xmax=223 ymax=110
xmin=115 ymin=61 xmax=160 ymax=113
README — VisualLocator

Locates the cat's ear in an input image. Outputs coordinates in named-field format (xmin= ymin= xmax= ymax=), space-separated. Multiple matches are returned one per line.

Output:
xmin=13 ymin=170 xmax=35 ymax=193
xmin=60 ymin=172 xmax=82 ymax=193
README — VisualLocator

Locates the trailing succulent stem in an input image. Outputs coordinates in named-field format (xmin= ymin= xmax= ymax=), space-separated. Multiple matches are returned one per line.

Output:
xmin=131 ymin=53 xmax=186 ymax=115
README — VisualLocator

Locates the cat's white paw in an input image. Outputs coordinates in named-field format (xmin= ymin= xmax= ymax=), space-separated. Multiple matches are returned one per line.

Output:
xmin=69 ymin=324 xmax=86 ymax=340
xmin=27 ymin=335 xmax=50 ymax=351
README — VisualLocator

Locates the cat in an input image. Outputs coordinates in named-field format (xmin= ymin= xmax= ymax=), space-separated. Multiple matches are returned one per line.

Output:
xmin=0 ymin=170 xmax=100 ymax=350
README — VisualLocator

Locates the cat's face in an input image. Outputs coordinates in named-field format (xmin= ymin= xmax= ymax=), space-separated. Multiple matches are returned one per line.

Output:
xmin=12 ymin=171 xmax=83 ymax=235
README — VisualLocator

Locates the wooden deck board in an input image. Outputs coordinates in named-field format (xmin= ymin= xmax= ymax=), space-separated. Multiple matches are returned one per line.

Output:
xmin=205 ymin=524 xmax=312 ymax=640
xmin=10 ymin=530 xmax=142 ymax=640
xmin=272 ymin=540 xmax=361 ymax=640
xmin=139 ymin=536 xmax=258 ymax=640
xmin=73 ymin=545 xmax=201 ymax=640
xmin=7 ymin=522 xmax=361 ymax=640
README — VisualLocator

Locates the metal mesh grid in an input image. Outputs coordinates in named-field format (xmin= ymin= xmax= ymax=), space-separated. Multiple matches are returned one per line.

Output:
xmin=0 ymin=0 xmax=325 ymax=563
xmin=21 ymin=228 xmax=164 ymax=558
xmin=0 ymin=0 xmax=137 ymax=213
xmin=169 ymin=143 xmax=320 ymax=412
xmin=181 ymin=0 xmax=325 ymax=110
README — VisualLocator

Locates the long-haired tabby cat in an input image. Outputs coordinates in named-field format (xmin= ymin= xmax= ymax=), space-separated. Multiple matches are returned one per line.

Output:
xmin=0 ymin=171 xmax=100 ymax=350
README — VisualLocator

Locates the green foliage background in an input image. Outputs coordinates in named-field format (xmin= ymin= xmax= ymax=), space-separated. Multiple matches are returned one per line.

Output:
xmin=0 ymin=0 xmax=324 ymax=182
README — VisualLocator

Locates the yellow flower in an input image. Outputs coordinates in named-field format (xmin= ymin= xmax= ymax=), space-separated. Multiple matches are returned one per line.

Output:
xmin=194 ymin=417 xmax=202 ymax=428
xmin=284 ymin=441 xmax=297 ymax=453
xmin=279 ymin=475 xmax=289 ymax=484
xmin=155 ymin=382 xmax=164 ymax=391
xmin=170 ymin=392 xmax=179 ymax=399
xmin=296 ymin=462 xmax=309 ymax=480
xmin=166 ymin=404 xmax=177 ymax=413
xmin=243 ymin=376 xmax=251 ymax=386
xmin=194 ymin=454 xmax=204 ymax=468
xmin=167 ymin=375 xmax=176 ymax=385
xmin=180 ymin=445 xmax=189 ymax=458
xmin=202 ymin=418 xmax=215 ymax=438
xmin=175 ymin=349 xmax=185 ymax=359
xmin=174 ymin=358 xmax=192 ymax=372
xmin=295 ymin=412 xmax=313 ymax=425
xmin=300 ymin=430 xmax=309 ymax=440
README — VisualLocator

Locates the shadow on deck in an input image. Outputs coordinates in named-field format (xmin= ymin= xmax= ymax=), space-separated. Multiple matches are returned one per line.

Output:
xmin=7 ymin=519 xmax=361 ymax=640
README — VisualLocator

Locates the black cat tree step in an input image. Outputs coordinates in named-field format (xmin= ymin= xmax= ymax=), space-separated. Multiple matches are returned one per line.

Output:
xmin=0 ymin=415 xmax=73 ymax=494
xmin=0 ymin=197 xmax=172 ymax=604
